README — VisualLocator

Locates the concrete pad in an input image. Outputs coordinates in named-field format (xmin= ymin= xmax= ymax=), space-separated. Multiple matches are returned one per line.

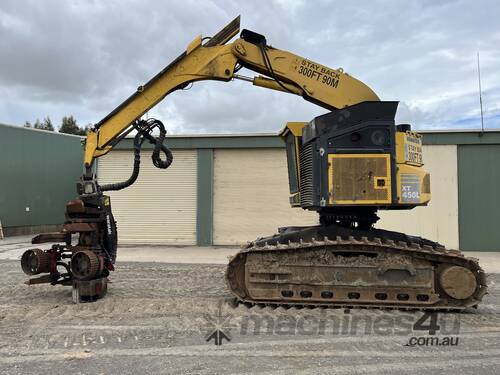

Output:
xmin=1 ymin=235 xmax=499 ymax=272
xmin=465 ymin=252 xmax=500 ymax=274
xmin=116 ymin=245 xmax=239 ymax=264
xmin=0 ymin=236 xmax=240 ymax=264
xmin=0 ymin=235 xmax=37 ymax=260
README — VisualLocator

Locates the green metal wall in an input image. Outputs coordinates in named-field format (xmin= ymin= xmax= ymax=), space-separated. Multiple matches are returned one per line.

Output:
xmin=196 ymin=149 xmax=214 ymax=246
xmin=458 ymin=144 xmax=500 ymax=251
xmin=0 ymin=124 xmax=83 ymax=228
xmin=421 ymin=131 xmax=500 ymax=146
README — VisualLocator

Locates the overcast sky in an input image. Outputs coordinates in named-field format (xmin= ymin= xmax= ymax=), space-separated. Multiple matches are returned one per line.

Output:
xmin=1 ymin=0 xmax=499 ymax=134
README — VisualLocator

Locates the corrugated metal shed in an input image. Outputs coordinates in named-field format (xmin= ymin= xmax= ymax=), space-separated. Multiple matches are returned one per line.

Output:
xmin=2 ymin=122 xmax=500 ymax=251
xmin=0 ymin=123 xmax=83 ymax=233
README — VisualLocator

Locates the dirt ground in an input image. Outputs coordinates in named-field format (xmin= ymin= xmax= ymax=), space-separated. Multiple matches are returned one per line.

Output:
xmin=0 ymin=259 xmax=499 ymax=374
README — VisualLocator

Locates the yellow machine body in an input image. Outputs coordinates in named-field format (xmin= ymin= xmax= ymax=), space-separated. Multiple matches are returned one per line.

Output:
xmin=281 ymin=118 xmax=430 ymax=214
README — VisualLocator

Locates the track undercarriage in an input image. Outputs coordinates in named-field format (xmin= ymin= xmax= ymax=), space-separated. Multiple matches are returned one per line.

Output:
xmin=226 ymin=224 xmax=488 ymax=311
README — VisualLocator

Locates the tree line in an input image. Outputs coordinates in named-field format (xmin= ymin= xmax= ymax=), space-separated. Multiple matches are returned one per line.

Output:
xmin=24 ymin=116 xmax=90 ymax=136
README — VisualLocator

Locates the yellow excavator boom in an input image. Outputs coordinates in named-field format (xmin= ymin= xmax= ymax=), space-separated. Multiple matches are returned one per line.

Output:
xmin=83 ymin=16 xmax=378 ymax=167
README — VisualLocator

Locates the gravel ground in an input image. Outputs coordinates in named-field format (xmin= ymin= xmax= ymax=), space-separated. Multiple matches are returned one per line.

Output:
xmin=0 ymin=259 xmax=499 ymax=374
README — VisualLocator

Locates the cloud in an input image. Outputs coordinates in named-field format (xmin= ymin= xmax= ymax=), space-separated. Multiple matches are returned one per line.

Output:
xmin=0 ymin=0 xmax=499 ymax=132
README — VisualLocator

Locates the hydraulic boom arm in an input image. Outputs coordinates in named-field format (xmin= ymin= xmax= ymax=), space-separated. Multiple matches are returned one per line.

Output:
xmin=83 ymin=16 xmax=379 ymax=169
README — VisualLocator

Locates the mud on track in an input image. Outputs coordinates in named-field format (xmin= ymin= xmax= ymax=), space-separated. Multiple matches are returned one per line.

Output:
xmin=0 ymin=260 xmax=499 ymax=374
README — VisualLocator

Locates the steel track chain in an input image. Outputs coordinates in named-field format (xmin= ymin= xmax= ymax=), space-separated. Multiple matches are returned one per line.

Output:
xmin=225 ymin=235 xmax=488 ymax=311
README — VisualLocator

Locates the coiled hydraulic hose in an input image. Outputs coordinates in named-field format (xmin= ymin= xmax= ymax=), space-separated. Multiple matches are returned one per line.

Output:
xmin=100 ymin=118 xmax=173 ymax=192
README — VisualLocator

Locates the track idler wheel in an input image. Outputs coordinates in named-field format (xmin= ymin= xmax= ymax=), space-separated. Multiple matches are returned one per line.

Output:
xmin=71 ymin=250 xmax=101 ymax=280
xmin=439 ymin=266 xmax=477 ymax=300
xmin=21 ymin=249 xmax=50 ymax=275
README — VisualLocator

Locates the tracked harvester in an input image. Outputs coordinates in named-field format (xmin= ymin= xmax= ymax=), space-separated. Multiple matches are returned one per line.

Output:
xmin=226 ymin=102 xmax=487 ymax=310
xmin=21 ymin=17 xmax=486 ymax=308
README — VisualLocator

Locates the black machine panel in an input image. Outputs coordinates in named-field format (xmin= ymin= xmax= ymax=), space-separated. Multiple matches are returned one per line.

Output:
xmin=297 ymin=101 xmax=399 ymax=211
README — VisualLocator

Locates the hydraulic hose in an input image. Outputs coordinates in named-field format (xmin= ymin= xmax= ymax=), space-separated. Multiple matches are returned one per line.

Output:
xmin=139 ymin=119 xmax=173 ymax=169
xmin=99 ymin=132 xmax=143 ymax=192
xmin=100 ymin=118 xmax=173 ymax=192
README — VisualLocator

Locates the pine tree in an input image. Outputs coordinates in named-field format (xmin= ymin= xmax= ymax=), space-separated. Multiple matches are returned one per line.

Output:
xmin=41 ymin=116 xmax=54 ymax=131
xmin=59 ymin=116 xmax=86 ymax=135
xmin=33 ymin=117 xmax=54 ymax=131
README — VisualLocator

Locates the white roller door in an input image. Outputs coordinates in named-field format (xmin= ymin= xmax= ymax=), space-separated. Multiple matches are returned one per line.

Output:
xmin=97 ymin=149 xmax=197 ymax=245
xmin=378 ymin=145 xmax=459 ymax=249
xmin=213 ymin=148 xmax=318 ymax=245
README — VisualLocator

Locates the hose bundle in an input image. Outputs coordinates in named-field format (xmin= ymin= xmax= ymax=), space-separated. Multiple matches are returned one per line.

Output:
xmin=100 ymin=119 xmax=173 ymax=192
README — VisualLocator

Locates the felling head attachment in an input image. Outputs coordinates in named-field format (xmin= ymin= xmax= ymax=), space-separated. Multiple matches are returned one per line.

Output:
xmin=21 ymin=193 xmax=117 ymax=302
